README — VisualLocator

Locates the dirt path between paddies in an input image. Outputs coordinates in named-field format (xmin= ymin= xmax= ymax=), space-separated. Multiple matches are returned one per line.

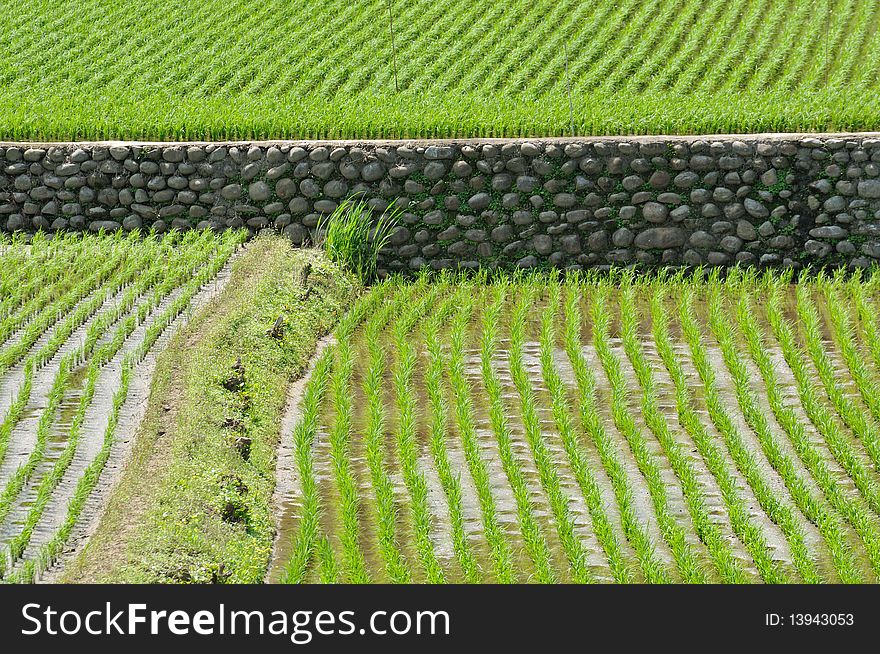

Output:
xmin=42 ymin=256 xmax=239 ymax=583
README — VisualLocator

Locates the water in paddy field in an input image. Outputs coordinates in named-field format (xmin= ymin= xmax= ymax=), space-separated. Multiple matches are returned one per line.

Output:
xmin=0 ymin=365 xmax=88 ymax=545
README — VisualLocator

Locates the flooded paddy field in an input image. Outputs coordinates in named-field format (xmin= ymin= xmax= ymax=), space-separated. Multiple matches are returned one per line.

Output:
xmin=272 ymin=271 xmax=880 ymax=584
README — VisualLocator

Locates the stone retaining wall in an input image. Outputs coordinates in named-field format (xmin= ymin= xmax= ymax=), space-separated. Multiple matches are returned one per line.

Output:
xmin=3 ymin=135 xmax=880 ymax=272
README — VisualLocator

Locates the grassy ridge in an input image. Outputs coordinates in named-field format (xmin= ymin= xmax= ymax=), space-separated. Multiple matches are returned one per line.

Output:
xmin=1 ymin=0 xmax=879 ymax=139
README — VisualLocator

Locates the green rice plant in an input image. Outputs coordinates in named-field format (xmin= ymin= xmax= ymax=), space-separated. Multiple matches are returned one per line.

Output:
xmin=422 ymin=281 xmax=483 ymax=583
xmin=282 ymin=348 xmax=335 ymax=584
xmin=650 ymin=282 xmax=790 ymax=584
xmin=619 ymin=280 xmax=747 ymax=583
xmin=316 ymin=536 xmax=341 ymax=584
xmin=317 ymin=199 xmax=400 ymax=283
xmin=540 ymin=280 xmax=633 ymax=583
xmin=771 ymin=280 xmax=880 ymax=516
xmin=678 ymin=284 xmax=821 ymax=584
xmin=709 ymin=279 xmax=864 ymax=583
xmin=446 ymin=291 xmax=517 ymax=583
xmin=480 ymin=282 xmax=558 ymax=584
xmin=328 ymin=324 xmax=373 ymax=583
xmin=848 ymin=274 xmax=880 ymax=379
xmin=562 ymin=278 xmax=672 ymax=584
xmin=591 ymin=281 xmax=709 ymax=583
xmin=390 ymin=281 xmax=447 ymax=583
xmin=813 ymin=275 xmax=880 ymax=471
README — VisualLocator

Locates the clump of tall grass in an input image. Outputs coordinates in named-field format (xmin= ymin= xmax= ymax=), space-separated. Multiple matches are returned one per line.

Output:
xmin=317 ymin=199 xmax=399 ymax=283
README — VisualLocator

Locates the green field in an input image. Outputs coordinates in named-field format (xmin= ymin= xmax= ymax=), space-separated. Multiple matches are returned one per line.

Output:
xmin=2 ymin=0 xmax=879 ymax=140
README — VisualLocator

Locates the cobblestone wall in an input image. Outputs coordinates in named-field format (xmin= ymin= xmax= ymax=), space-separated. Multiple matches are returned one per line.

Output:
xmin=3 ymin=135 xmax=880 ymax=272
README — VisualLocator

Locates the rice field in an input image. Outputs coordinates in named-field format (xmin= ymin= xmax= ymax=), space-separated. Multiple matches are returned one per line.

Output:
xmin=276 ymin=269 xmax=880 ymax=583
xmin=1 ymin=0 xmax=879 ymax=140
xmin=0 ymin=230 xmax=243 ymax=582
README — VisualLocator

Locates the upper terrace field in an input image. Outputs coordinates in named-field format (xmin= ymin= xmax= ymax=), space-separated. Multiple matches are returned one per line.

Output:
xmin=1 ymin=0 xmax=879 ymax=141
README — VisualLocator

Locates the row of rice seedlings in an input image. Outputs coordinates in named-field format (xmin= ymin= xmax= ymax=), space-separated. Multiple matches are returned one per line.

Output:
xmin=620 ymin=281 xmax=747 ymax=583
xmin=446 ymin=291 xmax=517 ymax=583
xmin=316 ymin=536 xmax=340 ymax=584
xmin=0 ymin=233 xmax=232 ymax=570
xmin=422 ymin=282 xmax=483 ymax=583
xmin=706 ymin=282 xmax=862 ymax=583
xmin=390 ymin=281 xmax=448 ymax=583
xmin=508 ymin=282 xmax=594 ymax=583
xmin=7 ymin=233 xmax=244 ymax=580
xmin=360 ymin=285 xmax=415 ymax=583
xmin=282 ymin=284 xmax=386 ymax=584
xmin=649 ymin=282 xmax=789 ymax=584
xmin=752 ymin=284 xmax=880 ymax=575
xmin=847 ymin=274 xmax=880 ymax=378
xmin=821 ymin=274 xmax=880 ymax=431
xmin=809 ymin=276 xmax=880 ymax=471
xmin=562 ymin=280 xmax=672 ymax=583
xmin=540 ymin=281 xmax=633 ymax=583
xmin=329 ymin=311 xmax=373 ymax=583
xmin=781 ymin=281 xmax=880 ymax=514
xmin=479 ymin=283 xmax=557 ymax=583
xmin=677 ymin=285 xmax=821 ymax=583
xmin=591 ymin=281 xmax=708 ymax=583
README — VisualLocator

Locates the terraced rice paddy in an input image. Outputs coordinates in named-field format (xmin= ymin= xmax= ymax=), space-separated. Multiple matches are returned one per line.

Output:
xmin=1 ymin=0 xmax=879 ymax=139
xmin=275 ymin=270 xmax=880 ymax=583
xmin=0 ymin=230 xmax=243 ymax=582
